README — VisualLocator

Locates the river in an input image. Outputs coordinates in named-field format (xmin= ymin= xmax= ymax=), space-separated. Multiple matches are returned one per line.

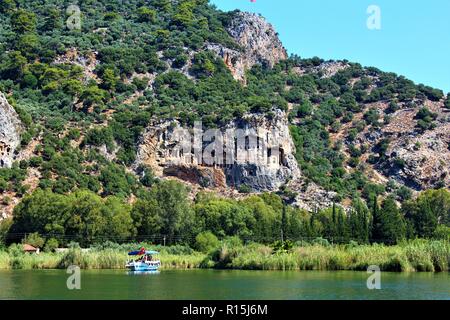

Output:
xmin=0 ymin=269 xmax=448 ymax=300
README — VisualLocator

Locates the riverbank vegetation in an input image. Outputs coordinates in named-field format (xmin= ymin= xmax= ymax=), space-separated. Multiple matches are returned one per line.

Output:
xmin=0 ymin=239 xmax=448 ymax=272
xmin=1 ymin=183 xmax=448 ymax=273
xmin=0 ymin=243 xmax=204 ymax=270
xmin=2 ymin=186 xmax=449 ymax=248
xmin=0 ymin=0 xmax=449 ymax=274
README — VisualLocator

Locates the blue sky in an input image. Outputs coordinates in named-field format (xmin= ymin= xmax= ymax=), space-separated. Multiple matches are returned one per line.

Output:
xmin=210 ymin=0 xmax=450 ymax=93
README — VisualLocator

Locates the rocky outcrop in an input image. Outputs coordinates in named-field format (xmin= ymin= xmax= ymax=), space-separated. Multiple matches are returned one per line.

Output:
xmin=208 ymin=12 xmax=287 ymax=82
xmin=384 ymin=121 xmax=450 ymax=190
xmin=293 ymin=61 xmax=350 ymax=78
xmin=223 ymin=110 xmax=300 ymax=190
xmin=135 ymin=110 xmax=301 ymax=192
xmin=54 ymin=48 xmax=99 ymax=83
xmin=0 ymin=92 xmax=22 ymax=168
xmin=344 ymin=97 xmax=450 ymax=190
xmin=293 ymin=182 xmax=338 ymax=212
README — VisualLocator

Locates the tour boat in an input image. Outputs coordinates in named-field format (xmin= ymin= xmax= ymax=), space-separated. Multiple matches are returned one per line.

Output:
xmin=125 ymin=248 xmax=161 ymax=272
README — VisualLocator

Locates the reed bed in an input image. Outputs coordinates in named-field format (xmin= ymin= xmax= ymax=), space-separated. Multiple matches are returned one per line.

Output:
xmin=209 ymin=240 xmax=450 ymax=272
xmin=0 ymin=248 xmax=207 ymax=270
xmin=0 ymin=240 xmax=447 ymax=272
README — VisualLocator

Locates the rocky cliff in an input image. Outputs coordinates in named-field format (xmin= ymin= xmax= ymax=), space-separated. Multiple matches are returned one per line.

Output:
xmin=207 ymin=12 xmax=287 ymax=82
xmin=0 ymin=92 xmax=22 ymax=168
xmin=134 ymin=12 xmax=296 ymax=192
xmin=135 ymin=110 xmax=301 ymax=192
xmin=380 ymin=101 xmax=450 ymax=190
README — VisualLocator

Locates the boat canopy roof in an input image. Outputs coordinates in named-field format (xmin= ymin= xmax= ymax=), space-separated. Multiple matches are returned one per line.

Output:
xmin=128 ymin=250 xmax=159 ymax=256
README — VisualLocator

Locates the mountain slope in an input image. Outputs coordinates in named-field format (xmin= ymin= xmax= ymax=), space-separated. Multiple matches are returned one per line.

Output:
xmin=0 ymin=0 xmax=449 ymax=219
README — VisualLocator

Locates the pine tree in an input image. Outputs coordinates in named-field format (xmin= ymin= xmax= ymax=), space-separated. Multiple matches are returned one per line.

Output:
xmin=362 ymin=210 xmax=369 ymax=243
xmin=336 ymin=210 xmax=348 ymax=243
xmin=330 ymin=202 xmax=338 ymax=242
xmin=281 ymin=204 xmax=288 ymax=242
xmin=370 ymin=195 xmax=381 ymax=242
xmin=349 ymin=198 xmax=370 ymax=244
xmin=403 ymin=192 xmax=441 ymax=238
xmin=372 ymin=196 xmax=406 ymax=244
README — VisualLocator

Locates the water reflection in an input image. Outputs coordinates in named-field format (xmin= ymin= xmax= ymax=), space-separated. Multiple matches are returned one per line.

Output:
xmin=0 ymin=269 xmax=448 ymax=300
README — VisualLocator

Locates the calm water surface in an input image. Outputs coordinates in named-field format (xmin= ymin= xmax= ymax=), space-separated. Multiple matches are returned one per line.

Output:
xmin=0 ymin=269 xmax=448 ymax=300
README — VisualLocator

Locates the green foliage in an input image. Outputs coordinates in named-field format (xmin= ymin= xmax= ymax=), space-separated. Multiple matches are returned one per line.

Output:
xmin=1 ymin=240 xmax=449 ymax=272
xmin=7 ymin=184 xmax=450 ymax=248
xmin=44 ymin=238 xmax=59 ymax=252
xmin=193 ymin=196 xmax=254 ymax=239
xmin=417 ymin=84 xmax=444 ymax=101
xmin=0 ymin=0 xmax=448 ymax=253
xmin=84 ymin=127 xmax=114 ymax=149
xmin=138 ymin=166 xmax=157 ymax=188
xmin=11 ymin=9 xmax=37 ymax=33
xmin=433 ymin=225 xmax=450 ymax=241
xmin=415 ymin=107 xmax=437 ymax=132
xmin=0 ymin=219 xmax=12 ymax=247
xmin=373 ymin=138 xmax=390 ymax=164
xmin=393 ymin=185 xmax=411 ymax=202
xmin=363 ymin=108 xmax=380 ymax=127
xmin=172 ymin=0 xmax=196 ymax=27
xmin=136 ymin=6 xmax=157 ymax=23
xmin=0 ymin=164 xmax=27 ymax=193
xmin=190 ymin=52 xmax=217 ymax=78
xmin=0 ymin=0 xmax=16 ymax=14
xmin=238 ymin=184 xmax=252 ymax=194
xmin=80 ymin=84 xmax=107 ymax=108
xmin=10 ymin=189 xmax=135 ymax=246
xmin=100 ymin=68 xmax=118 ymax=91
xmin=403 ymin=189 xmax=450 ymax=238
xmin=272 ymin=240 xmax=294 ymax=254
xmin=99 ymin=164 xmax=136 ymax=197
xmin=386 ymin=101 xmax=399 ymax=114
xmin=195 ymin=231 xmax=220 ymax=253
xmin=371 ymin=196 xmax=406 ymax=244
xmin=444 ymin=94 xmax=450 ymax=109
xmin=132 ymin=77 xmax=149 ymax=91
xmin=0 ymin=51 xmax=27 ymax=80
xmin=132 ymin=180 xmax=194 ymax=243
xmin=348 ymin=198 xmax=370 ymax=244
xmin=23 ymin=232 xmax=44 ymax=248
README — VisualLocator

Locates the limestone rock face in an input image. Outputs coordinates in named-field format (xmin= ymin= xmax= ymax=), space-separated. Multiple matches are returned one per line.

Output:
xmin=346 ymin=99 xmax=450 ymax=191
xmin=384 ymin=122 xmax=450 ymax=190
xmin=0 ymin=92 xmax=22 ymax=168
xmin=208 ymin=12 xmax=287 ymax=82
xmin=135 ymin=110 xmax=301 ymax=192
xmin=294 ymin=182 xmax=338 ymax=212
xmin=222 ymin=110 xmax=300 ymax=191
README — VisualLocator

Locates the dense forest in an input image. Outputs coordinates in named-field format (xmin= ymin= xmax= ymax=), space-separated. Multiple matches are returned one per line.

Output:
xmin=0 ymin=0 xmax=449 ymax=249
xmin=2 ymin=183 xmax=449 ymax=249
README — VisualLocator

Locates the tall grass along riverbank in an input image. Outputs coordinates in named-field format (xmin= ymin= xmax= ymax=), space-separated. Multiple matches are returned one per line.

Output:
xmin=0 ymin=240 xmax=448 ymax=272
xmin=0 ymin=243 xmax=205 ymax=270
xmin=209 ymin=240 xmax=449 ymax=272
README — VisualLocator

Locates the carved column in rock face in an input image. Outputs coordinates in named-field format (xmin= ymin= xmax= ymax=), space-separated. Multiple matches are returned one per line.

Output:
xmin=0 ymin=92 xmax=22 ymax=168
